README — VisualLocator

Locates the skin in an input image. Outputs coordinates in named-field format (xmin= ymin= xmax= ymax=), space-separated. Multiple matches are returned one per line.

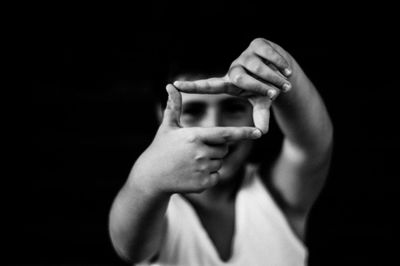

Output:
xmin=108 ymin=38 xmax=334 ymax=263
xmin=178 ymin=92 xmax=256 ymax=261
xmin=178 ymin=78 xmax=255 ymax=183
xmin=108 ymin=85 xmax=261 ymax=262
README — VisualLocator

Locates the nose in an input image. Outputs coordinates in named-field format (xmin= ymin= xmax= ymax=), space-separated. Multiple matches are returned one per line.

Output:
xmin=200 ymin=108 xmax=221 ymax=128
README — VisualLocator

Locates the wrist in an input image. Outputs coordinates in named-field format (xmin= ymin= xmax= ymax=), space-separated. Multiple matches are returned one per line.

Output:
xmin=127 ymin=162 xmax=172 ymax=201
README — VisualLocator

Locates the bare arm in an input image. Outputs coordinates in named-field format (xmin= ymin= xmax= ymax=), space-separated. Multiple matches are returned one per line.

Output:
xmin=174 ymin=38 xmax=334 ymax=239
xmin=267 ymin=47 xmax=333 ymax=238
xmin=109 ymin=174 xmax=169 ymax=262
xmin=108 ymin=85 xmax=261 ymax=263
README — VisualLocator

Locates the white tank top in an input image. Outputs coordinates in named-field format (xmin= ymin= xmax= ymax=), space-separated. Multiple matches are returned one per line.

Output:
xmin=139 ymin=164 xmax=307 ymax=266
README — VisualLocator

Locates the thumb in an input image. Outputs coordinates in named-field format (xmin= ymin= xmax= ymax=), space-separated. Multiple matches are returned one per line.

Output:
xmin=197 ymin=126 xmax=262 ymax=144
xmin=162 ymin=84 xmax=182 ymax=128
xmin=248 ymin=96 xmax=273 ymax=134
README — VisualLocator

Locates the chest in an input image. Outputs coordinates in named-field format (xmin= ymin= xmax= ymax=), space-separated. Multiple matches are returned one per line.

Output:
xmin=163 ymin=179 xmax=307 ymax=265
xmin=193 ymin=202 xmax=236 ymax=262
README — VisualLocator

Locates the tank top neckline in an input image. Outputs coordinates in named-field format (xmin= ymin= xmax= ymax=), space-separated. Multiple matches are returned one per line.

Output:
xmin=175 ymin=165 xmax=259 ymax=263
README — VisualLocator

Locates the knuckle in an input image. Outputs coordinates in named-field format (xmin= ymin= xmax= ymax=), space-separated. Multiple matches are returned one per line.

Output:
xmin=247 ymin=58 xmax=262 ymax=73
xmin=251 ymin=38 xmax=265 ymax=48
xmin=200 ymin=174 xmax=217 ymax=189
xmin=269 ymin=52 xmax=288 ymax=68
xmin=190 ymin=177 xmax=208 ymax=193
xmin=237 ymin=51 xmax=251 ymax=65
xmin=228 ymin=64 xmax=239 ymax=74
xmin=194 ymin=153 xmax=206 ymax=162
xmin=232 ymin=72 xmax=244 ymax=85
xmin=199 ymin=178 xmax=211 ymax=190
xmin=260 ymin=45 xmax=273 ymax=58
xmin=192 ymin=171 xmax=203 ymax=180
xmin=242 ymin=52 xmax=253 ymax=65
xmin=193 ymin=172 xmax=209 ymax=186
xmin=276 ymin=56 xmax=287 ymax=68
xmin=198 ymin=164 xmax=208 ymax=173
xmin=191 ymin=174 xmax=206 ymax=188
xmin=185 ymin=130 xmax=198 ymax=143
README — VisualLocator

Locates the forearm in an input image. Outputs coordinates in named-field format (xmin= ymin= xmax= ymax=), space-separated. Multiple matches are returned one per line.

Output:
xmin=272 ymin=57 xmax=333 ymax=156
xmin=109 ymin=171 xmax=170 ymax=263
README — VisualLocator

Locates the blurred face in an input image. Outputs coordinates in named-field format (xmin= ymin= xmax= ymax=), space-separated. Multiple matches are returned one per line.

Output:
xmin=180 ymin=92 xmax=254 ymax=182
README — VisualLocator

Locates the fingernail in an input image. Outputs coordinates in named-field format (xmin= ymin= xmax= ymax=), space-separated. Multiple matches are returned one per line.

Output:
xmin=173 ymin=81 xmax=181 ymax=87
xmin=267 ymin=89 xmax=278 ymax=100
xmin=252 ymin=129 xmax=262 ymax=138
xmin=282 ymin=83 xmax=292 ymax=92
xmin=284 ymin=68 xmax=292 ymax=76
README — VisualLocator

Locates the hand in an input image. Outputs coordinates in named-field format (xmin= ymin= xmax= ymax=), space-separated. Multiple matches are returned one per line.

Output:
xmin=173 ymin=38 xmax=293 ymax=134
xmin=131 ymin=84 xmax=262 ymax=194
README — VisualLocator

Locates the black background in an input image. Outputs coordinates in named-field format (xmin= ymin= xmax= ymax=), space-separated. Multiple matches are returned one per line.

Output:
xmin=9 ymin=3 xmax=398 ymax=265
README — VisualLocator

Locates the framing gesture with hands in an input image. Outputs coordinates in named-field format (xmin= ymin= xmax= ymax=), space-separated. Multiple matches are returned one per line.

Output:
xmin=132 ymin=84 xmax=262 ymax=195
xmin=174 ymin=38 xmax=293 ymax=134
xmin=109 ymin=36 xmax=333 ymax=265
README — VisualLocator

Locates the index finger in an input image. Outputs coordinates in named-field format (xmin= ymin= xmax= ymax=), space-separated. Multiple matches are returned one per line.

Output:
xmin=196 ymin=126 xmax=262 ymax=144
xmin=173 ymin=77 xmax=242 ymax=96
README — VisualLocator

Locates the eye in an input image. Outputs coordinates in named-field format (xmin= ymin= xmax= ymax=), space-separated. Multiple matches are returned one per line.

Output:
xmin=225 ymin=103 xmax=247 ymax=113
xmin=182 ymin=104 xmax=204 ymax=116
xmin=181 ymin=103 xmax=206 ymax=123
